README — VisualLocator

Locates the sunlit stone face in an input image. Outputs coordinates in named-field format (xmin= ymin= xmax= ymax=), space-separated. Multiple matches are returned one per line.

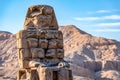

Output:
xmin=29 ymin=6 xmax=53 ymax=29
xmin=33 ymin=14 xmax=52 ymax=28
xmin=24 ymin=5 xmax=58 ymax=30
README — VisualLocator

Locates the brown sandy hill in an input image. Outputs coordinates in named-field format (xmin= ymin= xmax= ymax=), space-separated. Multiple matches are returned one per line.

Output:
xmin=59 ymin=25 xmax=120 ymax=80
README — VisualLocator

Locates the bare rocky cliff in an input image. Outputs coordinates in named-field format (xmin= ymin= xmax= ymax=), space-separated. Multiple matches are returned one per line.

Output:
xmin=59 ymin=25 xmax=120 ymax=80
xmin=0 ymin=25 xmax=120 ymax=80
xmin=0 ymin=31 xmax=18 ymax=80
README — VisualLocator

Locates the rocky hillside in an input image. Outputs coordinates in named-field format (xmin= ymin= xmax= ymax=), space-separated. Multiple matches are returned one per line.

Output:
xmin=0 ymin=31 xmax=18 ymax=80
xmin=59 ymin=25 xmax=120 ymax=80
xmin=0 ymin=25 xmax=120 ymax=80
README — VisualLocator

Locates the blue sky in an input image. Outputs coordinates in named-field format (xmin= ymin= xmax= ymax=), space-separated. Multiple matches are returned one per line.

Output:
xmin=0 ymin=0 xmax=120 ymax=41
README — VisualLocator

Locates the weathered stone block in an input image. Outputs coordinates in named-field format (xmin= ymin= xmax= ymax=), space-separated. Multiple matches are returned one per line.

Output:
xmin=43 ymin=59 xmax=60 ymax=66
xmin=39 ymin=67 xmax=53 ymax=80
xmin=19 ymin=59 xmax=30 ymax=69
xmin=16 ymin=30 xmax=37 ymax=39
xmin=49 ymin=26 xmax=58 ymax=30
xmin=59 ymin=68 xmax=71 ymax=80
xmin=48 ymin=39 xmax=57 ymax=48
xmin=16 ymin=30 xmax=27 ymax=39
xmin=29 ymin=59 xmax=41 ymax=67
xmin=17 ymin=39 xmax=28 ymax=49
xmin=19 ymin=49 xmax=32 ymax=59
xmin=46 ymin=49 xmax=56 ymax=58
xmin=44 ymin=30 xmax=63 ymax=39
xmin=48 ymin=39 xmax=63 ymax=48
xmin=31 ymin=48 xmax=45 ymax=58
xmin=54 ymin=30 xmax=63 ymax=39
xmin=27 ymin=38 xmax=38 ymax=48
xmin=57 ymin=49 xmax=64 ymax=58
xmin=30 ymin=68 xmax=39 ymax=80
xmin=39 ymin=39 xmax=48 ymax=48
xmin=33 ymin=14 xmax=52 ymax=30
xmin=45 ymin=30 xmax=55 ymax=39
xmin=56 ymin=39 xmax=63 ymax=48
xmin=18 ymin=69 xmax=27 ymax=80
xmin=26 ymin=30 xmax=37 ymax=38
xmin=37 ymin=30 xmax=46 ymax=38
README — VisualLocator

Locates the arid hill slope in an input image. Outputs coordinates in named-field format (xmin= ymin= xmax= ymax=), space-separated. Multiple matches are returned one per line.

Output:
xmin=0 ymin=25 xmax=120 ymax=80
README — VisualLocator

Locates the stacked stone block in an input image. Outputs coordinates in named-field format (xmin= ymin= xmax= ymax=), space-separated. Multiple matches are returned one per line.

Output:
xmin=17 ymin=5 xmax=72 ymax=80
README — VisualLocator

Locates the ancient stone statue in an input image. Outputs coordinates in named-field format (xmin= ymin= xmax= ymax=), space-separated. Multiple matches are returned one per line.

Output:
xmin=16 ymin=5 xmax=73 ymax=80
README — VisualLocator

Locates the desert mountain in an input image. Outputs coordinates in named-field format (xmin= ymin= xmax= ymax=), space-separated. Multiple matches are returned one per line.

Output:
xmin=0 ymin=25 xmax=120 ymax=80
xmin=0 ymin=31 xmax=12 ymax=40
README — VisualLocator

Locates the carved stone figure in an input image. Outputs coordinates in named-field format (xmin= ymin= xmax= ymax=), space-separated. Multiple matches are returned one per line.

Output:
xmin=16 ymin=5 xmax=73 ymax=80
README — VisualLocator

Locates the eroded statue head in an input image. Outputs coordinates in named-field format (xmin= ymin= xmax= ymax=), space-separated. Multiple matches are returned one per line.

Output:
xmin=24 ymin=5 xmax=58 ymax=30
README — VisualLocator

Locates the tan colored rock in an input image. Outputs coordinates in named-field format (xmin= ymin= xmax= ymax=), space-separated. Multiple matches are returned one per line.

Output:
xmin=48 ymin=39 xmax=63 ymax=48
xmin=46 ymin=49 xmax=56 ymax=58
xmin=37 ymin=30 xmax=46 ymax=38
xmin=24 ymin=5 xmax=58 ymax=30
xmin=17 ymin=69 xmax=28 ymax=80
xmin=39 ymin=39 xmax=48 ymax=48
xmin=58 ymin=68 xmax=70 ymax=80
xmin=54 ymin=30 xmax=63 ymax=39
xmin=19 ymin=49 xmax=32 ymax=59
xmin=19 ymin=59 xmax=30 ymax=68
xmin=29 ymin=59 xmax=46 ymax=67
xmin=27 ymin=38 xmax=38 ymax=48
xmin=30 ymin=48 xmax=45 ymax=58
xmin=48 ymin=39 xmax=58 ymax=48
xmin=45 ymin=30 xmax=55 ymax=39
xmin=17 ymin=39 xmax=28 ymax=49
xmin=56 ymin=39 xmax=63 ymax=48
xmin=57 ymin=49 xmax=64 ymax=58
xmin=42 ymin=59 xmax=60 ymax=66
xmin=16 ymin=30 xmax=28 ymax=39
xmin=16 ymin=30 xmax=37 ymax=39
xmin=39 ymin=67 xmax=53 ymax=80
xmin=44 ymin=30 xmax=63 ymax=39
xmin=30 ymin=69 xmax=39 ymax=80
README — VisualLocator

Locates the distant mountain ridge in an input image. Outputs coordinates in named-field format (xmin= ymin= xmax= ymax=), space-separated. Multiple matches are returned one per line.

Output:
xmin=0 ymin=31 xmax=13 ymax=40
xmin=0 ymin=31 xmax=12 ymax=34
xmin=0 ymin=25 xmax=120 ymax=80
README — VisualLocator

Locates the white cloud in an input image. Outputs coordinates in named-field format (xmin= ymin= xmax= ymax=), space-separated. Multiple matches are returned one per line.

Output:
xmin=87 ymin=10 xmax=111 ymax=14
xmin=74 ymin=15 xmax=120 ymax=21
xmin=75 ymin=17 xmax=99 ymax=21
xmin=96 ymin=10 xmax=111 ymax=13
xmin=104 ymin=15 xmax=120 ymax=19
xmin=92 ymin=22 xmax=120 ymax=27
xmin=94 ymin=29 xmax=120 ymax=32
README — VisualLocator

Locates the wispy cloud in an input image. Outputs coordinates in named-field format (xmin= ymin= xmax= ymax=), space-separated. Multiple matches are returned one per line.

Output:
xmin=75 ymin=17 xmax=99 ymax=21
xmin=96 ymin=10 xmax=111 ymax=13
xmin=88 ymin=9 xmax=119 ymax=14
xmin=91 ymin=22 xmax=120 ymax=27
xmin=88 ymin=10 xmax=111 ymax=14
xmin=74 ymin=15 xmax=120 ymax=21
xmin=94 ymin=29 xmax=120 ymax=32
